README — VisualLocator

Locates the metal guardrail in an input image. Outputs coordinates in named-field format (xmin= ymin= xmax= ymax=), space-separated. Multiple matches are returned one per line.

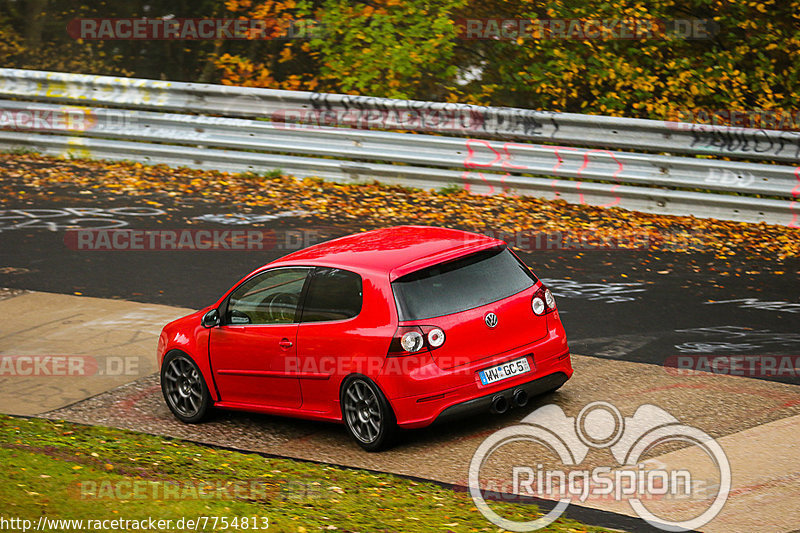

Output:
xmin=0 ymin=68 xmax=798 ymax=226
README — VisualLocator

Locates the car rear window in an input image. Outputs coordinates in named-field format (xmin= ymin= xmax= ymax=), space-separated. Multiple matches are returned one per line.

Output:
xmin=392 ymin=246 xmax=537 ymax=320
xmin=301 ymin=267 xmax=363 ymax=322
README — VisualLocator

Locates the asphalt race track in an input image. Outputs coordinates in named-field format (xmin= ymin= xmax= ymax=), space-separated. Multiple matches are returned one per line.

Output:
xmin=3 ymin=183 xmax=800 ymax=533
xmin=1 ymin=190 xmax=798 ymax=386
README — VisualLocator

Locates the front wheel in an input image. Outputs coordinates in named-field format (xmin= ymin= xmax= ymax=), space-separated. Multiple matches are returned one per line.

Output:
xmin=161 ymin=351 xmax=211 ymax=423
xmin=341 ymin=376 xmax=397 ymax=452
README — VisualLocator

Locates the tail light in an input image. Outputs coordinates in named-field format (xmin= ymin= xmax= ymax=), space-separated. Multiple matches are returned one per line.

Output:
xmin=532 ymin=285 xmax=556 ymax=316
xmin=401 ymin=330 xmax=424 ymax=352
xmin=388 ymin=326 xmax=446 ymax=356
xmin=427 ymin=327 xmax=445 ymax=347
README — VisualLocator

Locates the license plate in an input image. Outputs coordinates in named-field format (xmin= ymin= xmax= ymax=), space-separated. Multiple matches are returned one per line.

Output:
xmin=479 ymin=357 xmax=531 ymax=386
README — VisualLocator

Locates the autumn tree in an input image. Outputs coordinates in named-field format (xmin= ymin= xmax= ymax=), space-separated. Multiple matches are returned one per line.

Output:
xmin=212 ymin=0 xmax=322 ymax=90
xmin=214 ymin=0 xmax=467 ymax=99
xmin=305 ymin=0 xmax=467 ymax=99
xmin=1 ymin=0 xmax=223 ymax=80
xmin=3 ymin=0 xmax=797 ymax=123
xmin=448 ymin=0 xmax=800 ymax=120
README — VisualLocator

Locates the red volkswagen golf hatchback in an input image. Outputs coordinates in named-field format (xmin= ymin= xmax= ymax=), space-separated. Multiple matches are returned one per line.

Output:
xmin=158 ymin=226 xmax=572 ymax=451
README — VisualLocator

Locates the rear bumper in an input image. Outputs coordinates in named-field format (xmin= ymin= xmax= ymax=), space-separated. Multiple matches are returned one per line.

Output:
xmin=434 ymin=371 xmax=569 ymax=425
xmin=379 ymin=309 xmax=572 ymax=428
xmin=387 ymin=348 xmax=573 ymax=429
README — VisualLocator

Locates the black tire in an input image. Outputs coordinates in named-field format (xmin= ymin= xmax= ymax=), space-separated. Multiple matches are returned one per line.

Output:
xmin=161 ymin=351 xmax=212 ymax=423
xmin=341 ymin=376 xmax=397 ymax=452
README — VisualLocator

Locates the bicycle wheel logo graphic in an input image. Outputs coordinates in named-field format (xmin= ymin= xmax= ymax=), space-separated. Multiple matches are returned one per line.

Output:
xmin=468 ymin=401 xmax=730 ymax=532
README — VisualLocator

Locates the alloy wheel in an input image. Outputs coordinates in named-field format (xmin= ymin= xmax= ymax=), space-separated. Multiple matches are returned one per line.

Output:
xmin=163 ymin=355 xmax=205 ymax=418
xmin=343 ymin=379 xmax=383 ymax=444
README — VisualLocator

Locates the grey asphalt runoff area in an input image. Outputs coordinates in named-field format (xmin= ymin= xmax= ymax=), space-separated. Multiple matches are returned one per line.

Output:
xmin=1 ymin=188 xmax=799 ymax=532
xmin=1 ymin=289 xmax=798 ymax=533
xmin=1 ymin=195 xmax=798 ymax=384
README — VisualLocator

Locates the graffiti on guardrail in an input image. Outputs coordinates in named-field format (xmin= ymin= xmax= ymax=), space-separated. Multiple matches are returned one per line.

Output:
xmin=705 ymin=168 xmax=758 ymax=188
xmin=0 ymin=73 xmax=174 ymax=106
xmin=461 ymin=139 xmax=623 ymax=206
xmin=551 ymin=146 xmax=623 ymax=207
xmin=308 ymin=92 xmax=555 ymax=137
xmin=1 ymin=69 xmax=797 ymax=226
xmin=666 ymin=108 xmax=800 ymax=131
xmin=273 ymin=106 xmax=488 ymax=133
xmin=0 ymin=107 xmax=137 ymax=132
xmin=460 ymin=139 xmax=520 ymax=194
xmin=685 ymin=123 xmax=800 ymax=159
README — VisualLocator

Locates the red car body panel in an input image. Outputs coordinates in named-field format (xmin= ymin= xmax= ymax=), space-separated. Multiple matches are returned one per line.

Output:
xmin=211 ymin=322 xmax=303 ymax=408
xmin=157 ymin=225 xmax=573 ymax=429
xmin=158 ymin=309 xmax=216 ymax=396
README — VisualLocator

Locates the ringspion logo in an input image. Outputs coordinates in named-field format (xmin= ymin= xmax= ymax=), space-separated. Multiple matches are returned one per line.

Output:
xmin=469 ymin=401 xmax=730 ymax=531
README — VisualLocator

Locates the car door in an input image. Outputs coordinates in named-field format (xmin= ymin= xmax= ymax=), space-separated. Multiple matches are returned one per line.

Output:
xmin=210 ymin=266 xmax=311 ymax=408
xmin=295 ymin=267 xmax=364 ymax=412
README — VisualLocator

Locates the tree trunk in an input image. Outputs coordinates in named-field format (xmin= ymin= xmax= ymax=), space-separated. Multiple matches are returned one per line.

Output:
xmin=23 ymin=0 xmax=48 ymax=53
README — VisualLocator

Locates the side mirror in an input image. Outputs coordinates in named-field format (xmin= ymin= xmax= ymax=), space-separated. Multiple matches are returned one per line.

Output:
xmin=202 ymin=308 xmax=220 ymax=328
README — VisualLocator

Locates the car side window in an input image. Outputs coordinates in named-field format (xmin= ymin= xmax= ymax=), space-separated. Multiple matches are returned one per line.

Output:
xmin=225 ymin=267 xmax=310 ymax=325
xmin=301 ymin=268 xmax=363 ymax=323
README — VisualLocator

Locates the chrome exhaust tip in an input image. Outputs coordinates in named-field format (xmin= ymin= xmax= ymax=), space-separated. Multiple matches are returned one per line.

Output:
xmin=513 ymin=388 xmax=529 ymax=408
xmin=491 ymin=394 xmax=509 ymax=414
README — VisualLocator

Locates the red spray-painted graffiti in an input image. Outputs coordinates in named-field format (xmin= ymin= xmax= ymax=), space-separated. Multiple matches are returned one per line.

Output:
xmin=460 ymin=139 xmax=504 ymax=194
xmin=551 ymin=146 xmax=624 ymax=208
xmin=461 ymin=139 xmax=623 ymax=207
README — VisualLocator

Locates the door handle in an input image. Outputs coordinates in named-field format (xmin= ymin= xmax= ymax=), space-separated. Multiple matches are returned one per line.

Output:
xmin=278 ymin=338 xmax=293 ymax=349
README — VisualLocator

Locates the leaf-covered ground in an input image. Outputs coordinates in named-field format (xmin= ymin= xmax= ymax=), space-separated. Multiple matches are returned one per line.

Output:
xmin=0 ymin=415 xmax=616 ymax=532
xmin=2 ymin=153 xmax=799 ymax=261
